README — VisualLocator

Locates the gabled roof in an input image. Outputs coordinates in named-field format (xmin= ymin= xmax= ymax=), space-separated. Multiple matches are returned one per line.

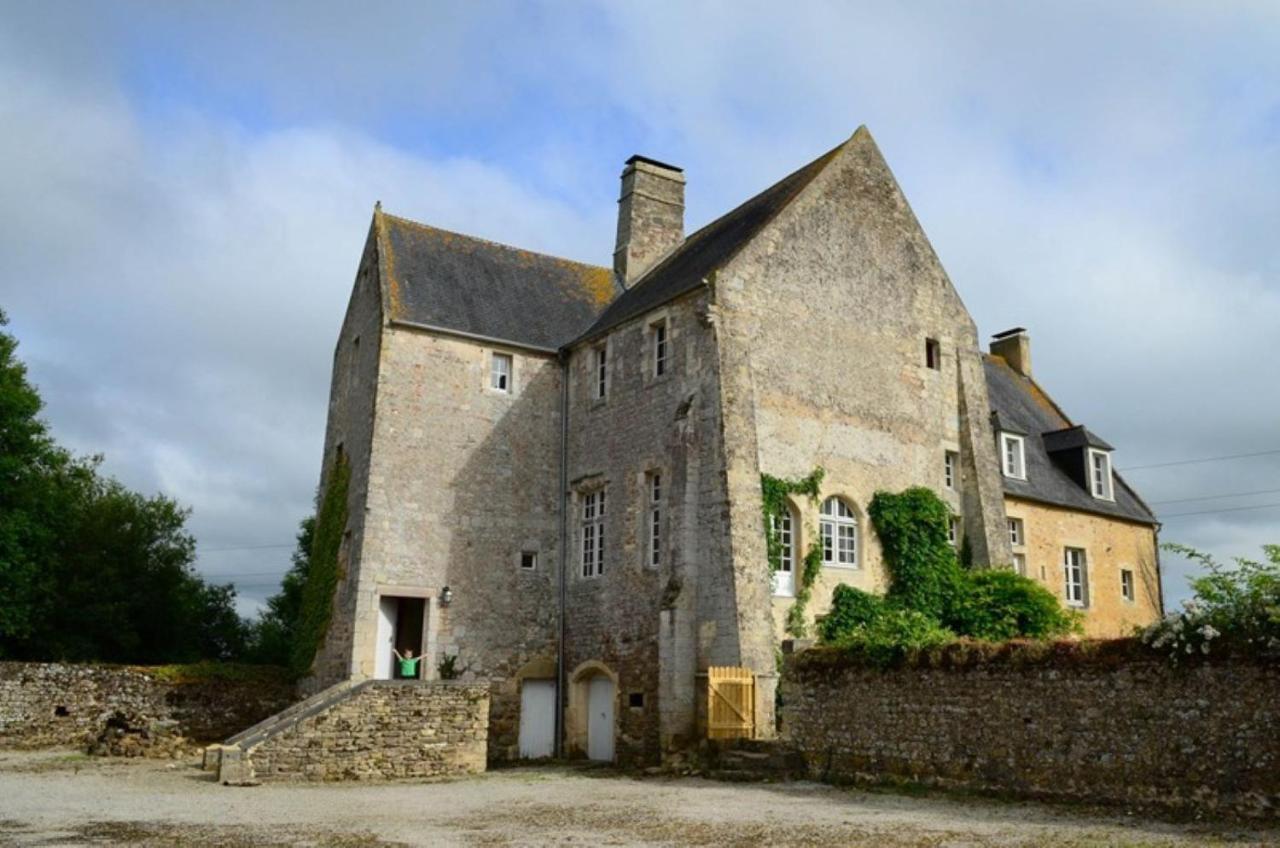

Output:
xmin=1043 ymin=425 xmax=1114 ymax=453
xmin=574 ymin=141 xmax=846 ymax=343
xmin=376 ymin=211 xmax=619 ymax=352
xmin=984 ymin=355 xmax=1156 ymax=525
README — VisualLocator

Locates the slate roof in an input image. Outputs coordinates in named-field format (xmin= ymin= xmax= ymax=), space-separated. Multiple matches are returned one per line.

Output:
xmin=983 ymin=355 xmax=1156 ymax=524
xmin=575 ymin=142 xmax=845 ymax=343
xmin=377 ymin=212 xmax=619 ymax=351
xmin=1043 ymin=425 xmax=1114 ymax=453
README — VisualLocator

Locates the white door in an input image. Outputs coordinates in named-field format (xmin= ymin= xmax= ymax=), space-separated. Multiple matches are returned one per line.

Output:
xmin=518 ymin=680 xmax=556 ymax=759
xmin=770 ymin=513 xmax=795 ymax=597
xmin=587 ymin=676 xmax=615 ymax=762
xmin=374 ymin=597 xmax=397 ymax=680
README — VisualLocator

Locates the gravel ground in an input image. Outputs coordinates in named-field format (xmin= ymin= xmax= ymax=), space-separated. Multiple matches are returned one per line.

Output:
xmin=0 ymin=750 xmax=1275 ymax=847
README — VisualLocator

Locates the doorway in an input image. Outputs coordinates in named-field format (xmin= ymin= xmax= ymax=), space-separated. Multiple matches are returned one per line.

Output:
xmin=587 ymin=676 xmax=615 ymax=762
xmin=518 ymin=680 xmax=556 ymax=759
xmin=374 ymin=595 xmax=427 ymax=680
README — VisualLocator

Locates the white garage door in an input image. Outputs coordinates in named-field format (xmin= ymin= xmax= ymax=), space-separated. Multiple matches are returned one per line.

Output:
xmin=518 ymin=680 xmax=556 ymax=759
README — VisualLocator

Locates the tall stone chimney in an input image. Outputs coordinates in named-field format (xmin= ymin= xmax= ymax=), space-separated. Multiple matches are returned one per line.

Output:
xmin=990 ymin=327 xmax=1031 ymax=377
xmin=614 ymin=155 xmax=685 ymax=287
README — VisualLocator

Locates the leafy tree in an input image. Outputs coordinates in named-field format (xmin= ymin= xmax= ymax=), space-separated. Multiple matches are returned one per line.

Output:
xmin=246 ymin=517 xmax=312 ymax=667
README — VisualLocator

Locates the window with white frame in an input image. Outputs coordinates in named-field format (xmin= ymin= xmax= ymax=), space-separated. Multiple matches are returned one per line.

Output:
xmin=647 ymin=472 xmax=662 ymax=568
xmin=1012 ymin=552 xmax=1027 ymax=577
xmin=1063 ymin=547 xmax=1087 ymax=607
xmin=1008 ymin=517 xmax=1024 ymax=547
xmin=944 ymin=451 xmax=958 ymax=490
xmin=490 ymin=352 xmax=512 ymax=392
xmin=1120 ymin=568 xmax=1135 ymax=603
xmin=770 ymin=509 xmax=795 ymax=595
xmin=594 ymin=346 xmax=608 ymax=400
xmin=580 ymin=490 xmax=605 ymax=578
xmin=1089 ymin=448 xmax=1114 ymax=501
xmin=820 ymin=497 xmax=858 ymax=568
xmin=1000 ymin=433 xmax=1026 ymax=480
xmin=652 ymin=320 xmax=668 ymax=377
xmin=948 ymin=515 xmax=960 ymax=547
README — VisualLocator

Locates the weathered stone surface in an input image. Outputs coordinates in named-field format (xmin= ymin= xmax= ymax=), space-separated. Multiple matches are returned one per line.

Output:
xmin=783 ymin=649 xmax=1280 ymax=819
xmin=0 ymin=662 xmax=295 ymax=753
xmin=245 ymin=681 xmax=488 ymax=782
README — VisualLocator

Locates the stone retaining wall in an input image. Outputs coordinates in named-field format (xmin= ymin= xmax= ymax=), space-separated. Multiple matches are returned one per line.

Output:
xmin=244 ymin=681 xmax=488 ymax=782
xmin=782 ymin=643 xmax=1280 ymax=819
xmin=0 ymin=662 xmax=295 ymax=753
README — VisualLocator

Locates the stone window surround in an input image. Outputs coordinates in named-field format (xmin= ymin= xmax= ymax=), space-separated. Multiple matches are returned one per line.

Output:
xmin=643 ymin=467 xmax=664 ymax=569
xmin=644 ymin=309 xmax=673 ymax=384
xmin=944 ymin=449 xmax=958 ymax=490
xmin=1120 ymin=567 xmax=1136 ymax=604
xmin=574 ymin=481 xmax=608 ymax=580
xmin=1063 ymin=546 xmax=1090 ymax=608
xmin=483 ymin=347 xmax=517 ymax=395
xmin=819 ymin=494 xmax=861 ymax=569
xmin=592 ymin=342 xmax=609 ymax=403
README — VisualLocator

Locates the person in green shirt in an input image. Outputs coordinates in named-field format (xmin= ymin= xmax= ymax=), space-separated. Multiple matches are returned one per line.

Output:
xmin=392 ymin=647 xmax=423 ymax=679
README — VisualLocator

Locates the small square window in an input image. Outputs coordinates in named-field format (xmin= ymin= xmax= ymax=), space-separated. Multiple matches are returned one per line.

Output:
xmin=628 ymin=692 xmax=645 ymax=709
xmin=491 ymin=352 xmax=513 ymax=392
xmin=520 ymin=551 xmax=538 ymax=571
xmin=925 ymin=338 xmax=941 ymax=370
xmin=944 ymin=451 xmax=958 ymax=490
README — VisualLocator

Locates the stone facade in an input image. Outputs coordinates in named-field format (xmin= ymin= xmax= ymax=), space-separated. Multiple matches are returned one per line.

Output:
xmin=783 ymin=645 xmax=1280 ymax=819
xmin=308 ymin=127 xmax=1162 ymax=766
xmin=0 ymin=662 xmax=295 ymax=752
xmin=244 ymin=681 xmax=488 ymax=782
xmin=1005 ymin=498 xmax=1161 ymax=637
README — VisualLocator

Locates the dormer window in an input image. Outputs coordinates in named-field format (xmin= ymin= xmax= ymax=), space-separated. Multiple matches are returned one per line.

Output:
xmin=1088 ymin=448 xmax=1114 ymax=501
xmin=1000 ymin=433 xmax=1026 ymax=480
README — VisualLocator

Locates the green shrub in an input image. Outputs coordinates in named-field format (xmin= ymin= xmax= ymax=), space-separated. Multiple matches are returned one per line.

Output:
xmin=1143 ymin=542 xmax=1280 ymax=661
xmin=868 ymin=487 xmax=963 ymax=621
xmin=946 ymin=570 xmax=1081 ymax=641
xmin=828 ymin=606 xmax=956 ymax=667
xmin=818 ymin=585 xmax=886 ymax=643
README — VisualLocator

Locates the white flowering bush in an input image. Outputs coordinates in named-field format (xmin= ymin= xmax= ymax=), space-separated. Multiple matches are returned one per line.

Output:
xmin=1142 ymin=543 xmax=1280 ymax=661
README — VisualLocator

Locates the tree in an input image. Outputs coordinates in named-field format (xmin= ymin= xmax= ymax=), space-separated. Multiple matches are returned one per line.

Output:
xmin=246 ymin=517 xmax=312 ymax=667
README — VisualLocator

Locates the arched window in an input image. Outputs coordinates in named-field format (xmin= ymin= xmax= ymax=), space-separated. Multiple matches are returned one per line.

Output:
xmin=820 ymin=497 xmax=858 ymax=568
xmin=770 ymin=506 xmax=796 ymax=596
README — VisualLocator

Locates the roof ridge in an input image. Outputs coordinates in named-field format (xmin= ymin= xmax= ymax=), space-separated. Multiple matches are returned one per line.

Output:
xmin=380 ymin=211 xmax=610 ymax=273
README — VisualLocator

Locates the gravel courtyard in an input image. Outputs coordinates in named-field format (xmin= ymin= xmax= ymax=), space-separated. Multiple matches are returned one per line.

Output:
xmin=0 ymin=750 xmax=1275 ymax=847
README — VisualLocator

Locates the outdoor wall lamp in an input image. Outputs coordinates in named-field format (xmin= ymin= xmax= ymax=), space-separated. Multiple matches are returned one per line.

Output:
xmin=440 ymin=586 xmax=453 ymax=607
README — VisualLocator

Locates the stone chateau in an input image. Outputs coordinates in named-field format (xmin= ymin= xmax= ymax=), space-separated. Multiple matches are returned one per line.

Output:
xmin=309 ymin=127 xmax=1163 ymax=765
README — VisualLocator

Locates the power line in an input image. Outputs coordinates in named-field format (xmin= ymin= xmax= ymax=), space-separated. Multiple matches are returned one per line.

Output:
xmin=1148 ymin=488 xmax=1280 ymax=506
xmin=199 ymin=543 xmax=295 ymax=553
xmin=1158 ymin=502 xmax=1280 ymax=520
xmin=1120 ymin=449 xmax=1280 ymax=472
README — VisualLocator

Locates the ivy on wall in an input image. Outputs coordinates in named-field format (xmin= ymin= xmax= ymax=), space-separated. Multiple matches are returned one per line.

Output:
xmin=290 ymin=454 xmax=351 ymax=677
xmin=867 ymin=487 xmax=963 ymax=622
xmin=760 ymin=468 xmax=824 ymax=637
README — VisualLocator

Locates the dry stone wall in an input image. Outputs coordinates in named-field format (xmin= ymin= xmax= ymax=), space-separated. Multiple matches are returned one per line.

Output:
xmin=245 ymin=681 xmax=488 ymax=782
xmin=783 ymin=645 xmax=1280 ymax=819
xmin=0 ymin=662 xmax=295 ymax=753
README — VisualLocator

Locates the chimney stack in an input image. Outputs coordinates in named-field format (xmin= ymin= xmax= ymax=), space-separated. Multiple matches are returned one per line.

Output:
xmin=614 ymin=155 xmax=684 ymax=287
xmin=990 ymin=328 xmax=1032 ymax=377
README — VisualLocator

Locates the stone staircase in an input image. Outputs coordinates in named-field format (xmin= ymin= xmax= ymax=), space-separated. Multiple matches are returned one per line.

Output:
xmin=202 ymin=678 xmax=370 ymax=784
xmin=703 ymin=738 xmax=809 ymax=783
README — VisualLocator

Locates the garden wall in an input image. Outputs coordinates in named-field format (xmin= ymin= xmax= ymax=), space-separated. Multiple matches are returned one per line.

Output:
xmin=782 ymin=642 xmax=1280 ymax=819
xmin=0 ymin=662 xmax=295 ymax=754
xmin=238 ymin=680 xmax=488 ymax=782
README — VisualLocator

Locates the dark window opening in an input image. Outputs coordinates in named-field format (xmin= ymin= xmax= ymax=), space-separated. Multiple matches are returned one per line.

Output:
xmin=628 ymin=692 xmax=645 ymax=709
xmin=925 ymin=338 xmax=941 ymax=370
xmin=54 ymin=705 xmax=69 ymax=717
xmin=520 ymin=551 xmax=538 ymax=570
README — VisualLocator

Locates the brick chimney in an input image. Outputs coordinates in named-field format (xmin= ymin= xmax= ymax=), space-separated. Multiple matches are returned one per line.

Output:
xmin=614 ymin=155 xmax=684 ymax=287
xmin=990 ymin=327 xmax=1031 ymax=377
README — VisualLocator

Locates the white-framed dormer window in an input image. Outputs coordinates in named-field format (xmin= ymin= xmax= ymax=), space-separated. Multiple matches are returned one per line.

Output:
xmin=1008 ymin=517 xmax=1024 ymax=547
xmin=1000 ymin=433 xmax=1026 ymax=480
xmin=490 ymin=352 xmax=512 ymax=393
xmin=647 ymin=472 xmax=662 ymax=568
xmin=580 ymin=490 xmax=605 ymax=578
xmin=652 ymin=319 xmax=668 ymax=377
xmin=820 ymin=497 xmax=858 ymax=568
xmin=1088 ymin=448 xmax=1114 ymax=501
xmin=1063 ymin=546 xmax=1088 ymax=607
xmin=944 ymin=451 xmax=958 ymax=490
xmin=594 ymin=345 xmax=608 ymax=400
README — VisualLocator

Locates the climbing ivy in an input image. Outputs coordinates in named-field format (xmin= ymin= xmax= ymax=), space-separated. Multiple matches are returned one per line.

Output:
xmin=867 ymin=487 xmax=963 ymax=622
xmin=760 ymin=468 xmax=824 ymax=637
xmin=290 ymin=454 xmax=350 ymax=677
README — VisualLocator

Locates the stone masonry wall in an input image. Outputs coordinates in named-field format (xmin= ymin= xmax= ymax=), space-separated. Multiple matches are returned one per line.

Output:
xmin=783 ymin=646 xmax=1280 ymax=819
xmin=246 ymin=681 xmax=488 ymax=782
xmin=0 ymin=662 xmax=295 ymax=752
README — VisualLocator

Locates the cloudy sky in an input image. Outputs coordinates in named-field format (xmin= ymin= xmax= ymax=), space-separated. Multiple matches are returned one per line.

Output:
xmin=2 ymin=2 xmax=1277 ymax=614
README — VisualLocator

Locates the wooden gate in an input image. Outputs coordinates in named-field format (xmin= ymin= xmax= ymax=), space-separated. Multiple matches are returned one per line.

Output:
xmin=707 ymin=666 xmax=755 ymax=740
